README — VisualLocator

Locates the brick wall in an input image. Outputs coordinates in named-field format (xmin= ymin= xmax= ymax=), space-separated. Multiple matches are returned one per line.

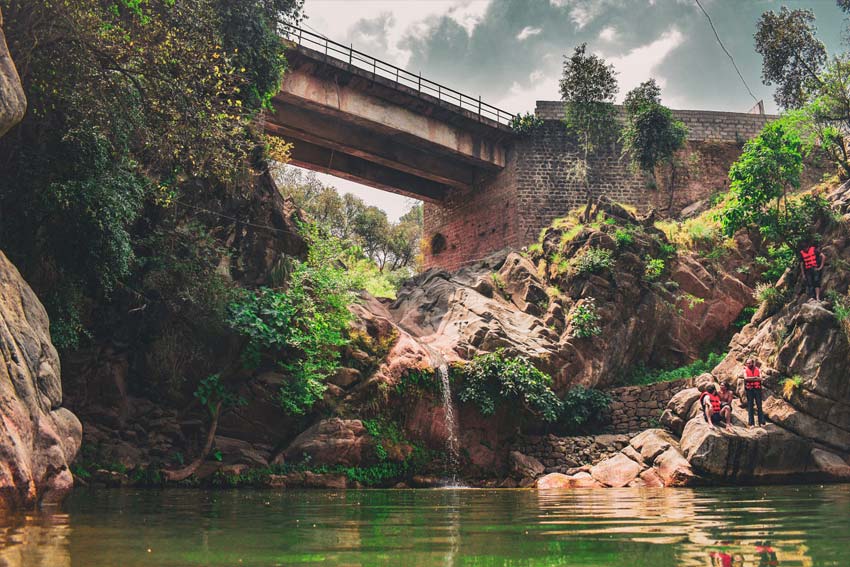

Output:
xmin=423 ymin=102 xmax=775 ymax=270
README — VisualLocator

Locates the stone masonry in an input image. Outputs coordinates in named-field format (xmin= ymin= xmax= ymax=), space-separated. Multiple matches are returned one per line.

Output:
xmin=604 ymin=377 xmax=696 ymax=434
xmin=423 ymin=102 xmax=775 ymax=270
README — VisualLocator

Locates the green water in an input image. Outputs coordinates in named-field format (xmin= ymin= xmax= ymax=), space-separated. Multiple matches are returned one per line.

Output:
xmin=1 ymin=485 xmax=849 ymax=566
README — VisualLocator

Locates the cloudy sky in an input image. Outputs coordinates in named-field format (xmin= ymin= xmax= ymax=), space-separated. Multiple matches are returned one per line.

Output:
xmin=294 ymin=0 xmax=848 ymax=220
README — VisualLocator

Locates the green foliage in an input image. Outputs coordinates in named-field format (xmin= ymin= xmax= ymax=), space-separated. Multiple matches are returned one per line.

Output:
xmin=569 ymin=247 xmax=614 ymax=276
xmin=644 ymin=257 xmax=665 ymax=281
xmin=568 ymin=298 xmax=602 ymax=338
xmin=719 ymin=118 xmax=829 ymax=248
xmin=509 ymin=112 xmax=544 ymax=135
xmin=625 ymin=351 xmax=726 ymax=386
xmin=559 ymin=386 xmax=611 ymax=433
xmin=827 ymin=290 xmax=850 ymax=321
xmin=733 ymin=306 xmax=758 ymax=329
xmin=782 ymin=375 xmax=804 ymax=399
xmin=560 ymin=43 xmax=620 ymax=211
xmin=455 ymin=350 xmax=563 ymax=422
xmin=754 ymin=7 xmax=827 ymax=110
xmin=621 ymin=79 xmax=688 ymax=177
xmin=361 ymin=418 xmax=409 ymax=462
xmin=394 ymin=367 xmax=438 ymax=397
xmin=194 ymin=374 xmax=244 ymax=416
xmin=755 ymin=244 xmax=797 ymax=282
xmin=614 ymin=229 xmax=635 ymax=248
xmin=754 ymin=282 xmax=788 ymax=310
xmin=227 ymin=224 xmax=355 ymax=415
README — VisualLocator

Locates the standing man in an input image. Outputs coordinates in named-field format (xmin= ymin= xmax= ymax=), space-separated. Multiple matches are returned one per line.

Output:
xmin=743 ymin=359 xmax=765 ymax=427
xmin=799 ymin=241 xmax=826 ymax=301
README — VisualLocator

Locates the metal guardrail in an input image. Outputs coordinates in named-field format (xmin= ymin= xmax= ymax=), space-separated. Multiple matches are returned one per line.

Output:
xmin=281 ymin=24 xmax=515 ymax=127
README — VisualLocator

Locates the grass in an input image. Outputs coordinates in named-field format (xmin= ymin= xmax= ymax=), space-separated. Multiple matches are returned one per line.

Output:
xmin=624 ymin=351 xmax=726 ymax=386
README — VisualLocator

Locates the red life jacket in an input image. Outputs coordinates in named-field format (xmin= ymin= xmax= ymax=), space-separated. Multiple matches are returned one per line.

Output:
xmin=801 ymin=246 xmax=818 ymax=269
xmin=745 ymin=366 xmax=762 ymax=390
xmin=702 ymin=392 xmax=722 ymax=413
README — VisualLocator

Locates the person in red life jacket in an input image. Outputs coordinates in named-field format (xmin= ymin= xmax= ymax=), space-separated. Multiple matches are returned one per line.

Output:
xmin=743 ymin=359 xmax=765 ymax=427
xmin=719 ymin=380 xmax=735 ymax=413
xmin=700 ymin=384 xmax=731 ymax=429
xmin=799 ymin=241 xmax=826 ymax=300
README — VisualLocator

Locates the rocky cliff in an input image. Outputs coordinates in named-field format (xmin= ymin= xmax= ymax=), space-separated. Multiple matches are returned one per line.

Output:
xmin=0 ymin=9 xmax=82 ymax=509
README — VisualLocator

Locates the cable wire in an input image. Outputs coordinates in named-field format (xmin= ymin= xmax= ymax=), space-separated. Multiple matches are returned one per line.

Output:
xmin=694 ymin=0 xmax=759 ymax=104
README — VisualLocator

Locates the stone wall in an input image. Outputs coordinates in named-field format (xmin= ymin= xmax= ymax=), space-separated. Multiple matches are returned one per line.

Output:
xmin=513 ymin=433 xmax=632 ymax=474
xmin=423 ymin=102 xmax=774 ymax=270
xmin=604 ymin=377 xmax=696 ymax=434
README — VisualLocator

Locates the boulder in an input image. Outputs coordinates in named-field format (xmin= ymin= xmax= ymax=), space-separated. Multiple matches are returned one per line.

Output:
xmin=281 ymin=418 xmax=373 ymax=467
xmin=629 ymin=429 xmax=676 ymax=463
xmin=653 ymin=446 xmax=698 ymax=487
xmin=679 ymin=415 xmax=815 ymax=482
xmin=0 ymin=8 xmax=26 ymax=138
xmin=536 ymin=471 xmax=600 ymax=489
xmin=508 ymin=451 xmax=545 ymax=480
xmin=0 ymin=252 xmax=82 ymax=508
xmin=637 ymin=468 xmax=665 ymax=488
xmin=810 ymin=448 xmax=850 ymax=480
xmin=589 ymin=453 xmax=644 ymax=488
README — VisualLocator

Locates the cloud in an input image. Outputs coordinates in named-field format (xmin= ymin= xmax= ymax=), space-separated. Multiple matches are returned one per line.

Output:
xmin=607 ymin=28 xmax=685 ymax=99
xmin=516 ymin=26 xmax=543 ymax=41
xmin=447 ymin=1 xmax=492 ymax=34
xmin=599 ymin=26 xmax=618 ymax=42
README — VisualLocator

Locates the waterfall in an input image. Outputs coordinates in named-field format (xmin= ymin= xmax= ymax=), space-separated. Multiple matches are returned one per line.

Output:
xmin=436 ymin=362 xmax=461 ymax=484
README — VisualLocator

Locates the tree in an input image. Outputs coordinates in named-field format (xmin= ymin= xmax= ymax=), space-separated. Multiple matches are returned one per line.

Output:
xmin=559 ymin=43 xmax=620 ymax=220
xmin=719 ymin=118 xmax=822 ymax=249
xmin=754 ymin=7 xmax=827 ymax=110
xmin=620 ymin=79 xmax=688 ymax=209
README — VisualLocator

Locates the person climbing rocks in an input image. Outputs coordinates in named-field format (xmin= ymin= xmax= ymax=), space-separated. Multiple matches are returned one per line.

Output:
xmin=799 ymin=241 xmax=826 ymax=301
xmin=743 ymin=359 xmax=765 ymax=427
xmin=701 ymin=384 xmax=731 ymax=429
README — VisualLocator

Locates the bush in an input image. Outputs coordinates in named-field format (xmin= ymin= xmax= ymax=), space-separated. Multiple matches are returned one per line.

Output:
xmin=570 ymin=247 xmax=614 ymax=276
xmin=227 ymin=224 xmax=356 ymax=415
xmin=754 ymin=282 xmax=787 ymax=310
xmin=559 ymin=386 xmax=611 ymax=433
xmin=568 ymin=298 xmax=602 ymax=338
xmin=625 ymin=351 xmax=726 ymax=386
xmin=781 ymin=375 xmax=804 ymax=399
xmin=755 ymin=244 xmax=797 ymax=283
xmin=733 ymin=306 xmax=758 ymax=329
xmin=614 ymin=229 xmax=635 ymax=247
xmin=644 ymin=257 xmax=665 ymax=281
xmin=455 ymin=350 xmax=562 ymax=422
xmin=509 ymin=112 xmax=544 ymax=135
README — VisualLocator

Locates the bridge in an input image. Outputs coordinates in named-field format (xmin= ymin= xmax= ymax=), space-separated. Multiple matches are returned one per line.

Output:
xmin=269 ymin=25 xmax=515 ymax=203
xmin=270 ymin=25 xmax=774 ymax=271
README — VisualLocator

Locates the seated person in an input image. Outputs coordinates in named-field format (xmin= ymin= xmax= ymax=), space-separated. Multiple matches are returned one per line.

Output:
xmin=700 ymin=384 xmax=731 ymax=429
xmin=719 ymin=380 xmax=735 ymax=411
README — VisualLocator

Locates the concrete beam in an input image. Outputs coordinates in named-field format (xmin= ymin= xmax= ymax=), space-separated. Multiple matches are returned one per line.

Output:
xmin=267 ymin=105 xmax=490 ymax=189
xmin=278 ymin=63 xmax=508 ymax=168
xmin=288 ymin=139 xmax=450 ymax=203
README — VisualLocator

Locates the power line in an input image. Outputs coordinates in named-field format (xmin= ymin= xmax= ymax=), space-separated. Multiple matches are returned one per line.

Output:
xmin=694 ymin=0 xmax=759 ymax=104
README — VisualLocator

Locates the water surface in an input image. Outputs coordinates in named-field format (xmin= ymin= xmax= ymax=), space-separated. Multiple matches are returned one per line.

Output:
xmin=1 ymin=485 xmax=849 ymax=566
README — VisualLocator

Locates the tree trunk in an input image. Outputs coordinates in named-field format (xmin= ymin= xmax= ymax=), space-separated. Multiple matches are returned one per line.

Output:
xmin=162 ymin=400 xmax=222 ymax=482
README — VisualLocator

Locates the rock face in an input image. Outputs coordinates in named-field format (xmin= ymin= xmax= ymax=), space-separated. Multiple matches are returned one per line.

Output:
xmin=0 ymin=252 xmax=82 ymax=508
xmin=280 ymin=418 xmax=375 ymax=467
xmin=0 ymin=7 xmax=26 ymax=137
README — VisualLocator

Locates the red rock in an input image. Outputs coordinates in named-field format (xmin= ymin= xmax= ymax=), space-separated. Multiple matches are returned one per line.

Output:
xmin=590 ymin=453 xmax=643 ymax=488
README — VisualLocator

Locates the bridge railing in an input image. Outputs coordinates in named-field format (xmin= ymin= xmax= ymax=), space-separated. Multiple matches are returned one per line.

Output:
xmin=281 ymin=24 xmax=515 ymax=127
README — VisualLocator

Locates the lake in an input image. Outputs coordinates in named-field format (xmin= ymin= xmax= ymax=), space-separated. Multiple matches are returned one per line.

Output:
xmin=1 ymin=485 xmax=848 ymax=566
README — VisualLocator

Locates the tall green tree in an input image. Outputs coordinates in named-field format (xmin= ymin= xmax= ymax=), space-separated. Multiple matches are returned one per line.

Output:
xmin=559 ymin=43 xmax=619 ymax=219
xmin=620 ymin=79 xmax=687 ymax=209
xmin=754 ymin=7 xmax=827 ymax=110
xmin=719 ymin=118 xmax=822 ymax=249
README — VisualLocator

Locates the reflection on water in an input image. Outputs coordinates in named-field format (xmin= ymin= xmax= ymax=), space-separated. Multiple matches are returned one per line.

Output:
xmin=0 ymin=485 xmax=847 ymax=566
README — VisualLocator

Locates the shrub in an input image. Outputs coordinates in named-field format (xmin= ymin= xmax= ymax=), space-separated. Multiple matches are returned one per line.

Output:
xmin=568 ymin=298 xmax=602 ymax=338
xmin=569 ymin=247 xmax=614 ymax=276
xmin=559 ymin=386 xmax=612 ymax=433
xmin=754 ymin=282 xmax=787 ymax=310
xmin=755 ymin=244 xmax=796 ymax=283
xmin=614 ymin=229 xmax=635 ymax=247
xmin=733 ymin=306 xmax=758 ymax=329
xmin=455 ymin=350 xmax=562 ymax=422
xmin=227 ymin=224 xmax=356 ymax=415
xmin=781 ymin=375 xmax=804 ymax=399
xmin=625 ymin=351 xmax=726 ymax=386
xmin=644 ymin=257 xmax=665 ymax=281
xmin=509 ymin=112 xmax=544 ymax=135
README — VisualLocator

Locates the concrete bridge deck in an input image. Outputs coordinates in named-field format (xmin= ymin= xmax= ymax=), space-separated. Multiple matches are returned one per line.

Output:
xmin=269 ymin=26 xmax=515 ymax=203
